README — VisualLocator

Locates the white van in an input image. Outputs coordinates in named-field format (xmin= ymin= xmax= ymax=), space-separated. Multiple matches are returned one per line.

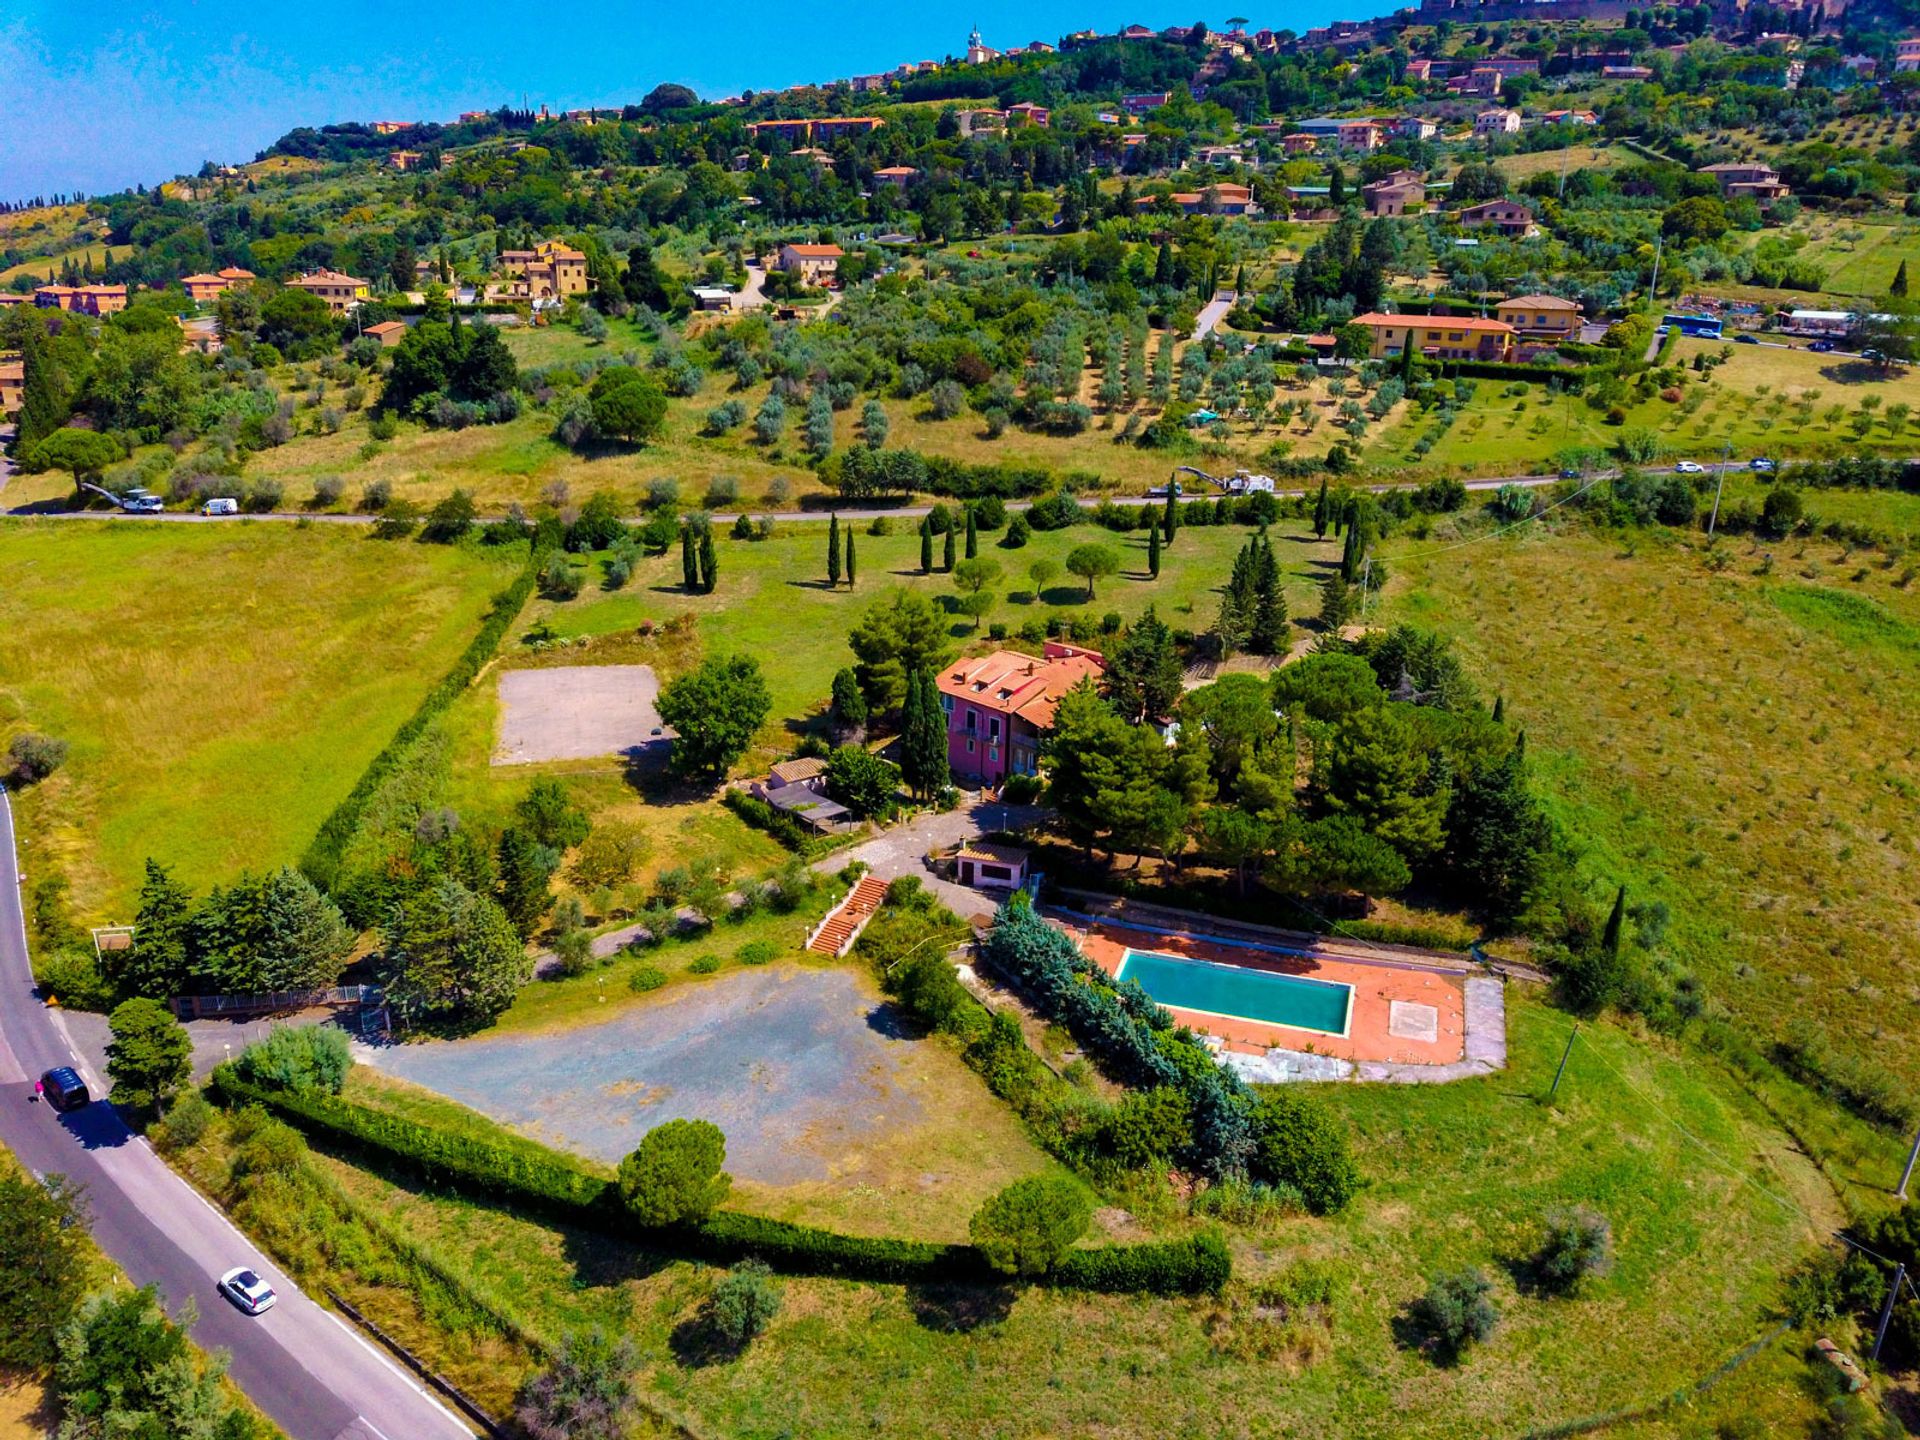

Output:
xmin=201 ymin=498 xmax=239 ymax=516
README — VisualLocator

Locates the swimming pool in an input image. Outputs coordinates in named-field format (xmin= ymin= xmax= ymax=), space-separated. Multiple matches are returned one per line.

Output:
xmin=1116 ymin=949 xmax=1354 ymax=1038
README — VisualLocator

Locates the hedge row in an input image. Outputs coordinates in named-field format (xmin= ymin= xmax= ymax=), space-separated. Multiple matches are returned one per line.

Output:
xmin=1431 ymin=359 xmax=1603 ymax=390
xmin=213 ymin=1066 xmax=1229 ymax=1294
xmin=300 ymin=554 xmax=542 ymax=891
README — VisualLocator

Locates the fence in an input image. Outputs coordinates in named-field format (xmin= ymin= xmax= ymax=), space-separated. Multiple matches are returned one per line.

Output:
xmin=169 ymin=984 xmax=381 ymax=1019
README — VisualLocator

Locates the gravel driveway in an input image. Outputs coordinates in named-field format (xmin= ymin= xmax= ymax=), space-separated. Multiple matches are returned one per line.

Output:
xmin=368 ymin=966 xmax=926 ymax=1184
xmin=494 ymin=664 xmax=667 ymax=765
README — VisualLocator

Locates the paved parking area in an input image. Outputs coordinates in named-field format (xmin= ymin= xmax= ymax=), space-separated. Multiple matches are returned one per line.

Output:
xmin=368 ymin=966 xmax=928 ymax=1184
xmin=494 ymin=664 xmax=667 ymax=766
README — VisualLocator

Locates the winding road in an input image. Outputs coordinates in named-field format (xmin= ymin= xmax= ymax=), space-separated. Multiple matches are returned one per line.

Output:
xmin=0 ymin=789 xmax=475 ymax=1440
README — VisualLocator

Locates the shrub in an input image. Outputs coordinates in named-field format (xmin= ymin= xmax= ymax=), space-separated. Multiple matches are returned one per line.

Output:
xmin=617 ymin=1119 xmax=732 ymax=1226
xmin=150 ymin=1092 xmax=216 ymax=1153
xmin=969 ymin=1175 xmax=1093 ymax=1277
xmin=629 ymin=964 xmax=668 ymax=993
xmin=1251 ymin=1090 xmax=1360 ymax=1215
xmin=234 ymin=1026 xmax=352 ymax=1095
xmin=688 ymin=953 xmax=722 ymax=975
xmin=1002 ymin=514 xmax=1031 ymax=548
xmin=1000 ymin=772 xmax=1043 ymax=804
xmin=515 ymin=1328 xmax=640 ymax=1440
xmin=1532 ymin=1206 xmax=1612 ymax=1294
xmin=1414 ymin=1268 xmax=1499 ymax=1357
xmin=737 ymin=940 xmax=778 ymax=967
xmin=706 ymin=1259 xmax=782 ymax=1348
xmin=539 ymin=552 xmax=583 ymax=600
xmin=7 ymin=732 xmax=69 ymax=785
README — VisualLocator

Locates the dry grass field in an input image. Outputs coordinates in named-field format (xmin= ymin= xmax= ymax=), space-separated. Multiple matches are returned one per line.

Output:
xmin=1387 ymin=516 xmax=1920 ymax=1087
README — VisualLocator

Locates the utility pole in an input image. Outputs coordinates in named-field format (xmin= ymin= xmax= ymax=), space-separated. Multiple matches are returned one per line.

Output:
xmin=1548 ymin=1025 xmax=1579 ymax=1101
xmin=1707 ymin=440 xmax=1733 ymax=538
xmin=1648 ymin=233 xmax=1663 ymax=304
xmin=1898 ymin=1121 xmax=1920 ymax=1200
xmin=1872 ymin=1262 xmax=1906 ymax=1363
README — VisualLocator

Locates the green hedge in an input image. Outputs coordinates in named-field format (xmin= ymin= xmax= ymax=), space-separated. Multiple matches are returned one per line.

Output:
xmin=300 ymin=554 xmax=541 ymax=891
xmin=213 ymin=1066 xmax=1227 ymax=1294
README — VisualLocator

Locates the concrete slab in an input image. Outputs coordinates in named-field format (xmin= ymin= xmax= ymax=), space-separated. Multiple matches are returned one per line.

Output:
xmin=368 ymin=965 xmax=929 ymax=1185
xmin=1389 ymin=1000 xmax=1440 ymax=1043
xmin=493 ymin=664 xmax=667 ymax=766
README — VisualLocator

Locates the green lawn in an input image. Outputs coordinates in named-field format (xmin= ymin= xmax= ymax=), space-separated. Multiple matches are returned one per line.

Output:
xmin=523 ymin=514 xmax=1340 ymax=747
xmin=254 ymin=992 xmax=1845 ymax=1438
xmin=0 ymin=522 xmax=521 ymax=920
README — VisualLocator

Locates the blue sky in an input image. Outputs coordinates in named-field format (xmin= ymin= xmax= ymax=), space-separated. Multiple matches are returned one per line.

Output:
xmin=0 ymin=1 xmax=1352 ymax=203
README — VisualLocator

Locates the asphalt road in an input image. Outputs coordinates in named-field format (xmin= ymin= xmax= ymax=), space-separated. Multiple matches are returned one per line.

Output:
xmin=5 ymin=465 xmax=1605 ymax=529
xmin=0 ymin=789 xmax=475 ymax=1440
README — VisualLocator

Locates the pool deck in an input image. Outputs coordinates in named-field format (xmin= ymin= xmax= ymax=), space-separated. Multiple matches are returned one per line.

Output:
xmin=1068 ymin=918 xmax=1470 ymax=1069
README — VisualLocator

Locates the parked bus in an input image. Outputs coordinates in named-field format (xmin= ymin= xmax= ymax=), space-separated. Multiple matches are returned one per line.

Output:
xmin=1661 ymin=313 xmax=1723 ymax=340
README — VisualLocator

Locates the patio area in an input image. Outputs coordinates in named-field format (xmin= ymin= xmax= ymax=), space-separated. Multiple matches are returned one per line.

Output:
xmin=1054 ymin=910 xmax=1506 ymax=1083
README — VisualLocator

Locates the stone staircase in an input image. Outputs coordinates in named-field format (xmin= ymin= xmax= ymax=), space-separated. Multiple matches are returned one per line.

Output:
xmin=806 ymin=874 xmax=889 ymax=956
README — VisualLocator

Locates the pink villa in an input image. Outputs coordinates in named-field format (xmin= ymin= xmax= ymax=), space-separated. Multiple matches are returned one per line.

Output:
xmin=935 ymin=643 xmax=1105 ymax=786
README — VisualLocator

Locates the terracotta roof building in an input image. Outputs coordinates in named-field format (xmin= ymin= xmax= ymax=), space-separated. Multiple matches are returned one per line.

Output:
xmin=935 ymin=643 xmax=1106 ymax=786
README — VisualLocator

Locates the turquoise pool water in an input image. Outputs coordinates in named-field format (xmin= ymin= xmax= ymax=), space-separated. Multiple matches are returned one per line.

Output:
xmin=1116 ymin=949 xmax=1354 ymax=1037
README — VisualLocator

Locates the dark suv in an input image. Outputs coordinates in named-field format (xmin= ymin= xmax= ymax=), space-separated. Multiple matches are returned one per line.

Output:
xmin=39 ymin=1067 xmax=90 ymax=1113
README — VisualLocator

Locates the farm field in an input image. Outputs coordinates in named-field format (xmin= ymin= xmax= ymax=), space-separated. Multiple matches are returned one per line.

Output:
xmin=0 ymin=521 xmax=521 ymax=920
xmin=1494 ymin=143 xmax=1633 ymax=181
xmin=1385 ymin=515 xmax=1920 ymax=1088
xmin=1776 ymin=215 xmax=1920 ymax=300
xmin=236 ymin=350 xmax=1363 ymax=512
xmin=229 ymin=992 xmax=1844 ymax=1439
xmin=1366 ymin=336 xmax=1920 ymax=476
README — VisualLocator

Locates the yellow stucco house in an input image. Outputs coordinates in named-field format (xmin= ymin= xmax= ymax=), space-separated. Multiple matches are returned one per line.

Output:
xmin=1495 ymin=294 xmax=1583 ymax=340
xmin=1350 ymin=312 xmax=1515 ymax=361
xmin=288 ymin=269 xmax=371 ymax=313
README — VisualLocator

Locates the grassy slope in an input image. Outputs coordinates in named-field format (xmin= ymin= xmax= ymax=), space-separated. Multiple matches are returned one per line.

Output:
xmin=300 ymin=992 xmax=1838 ymax=1438
xmin=1368 ymin=337 xmax=1920 ymax=477
xmin=0 ymin=522 xmax=520 ymax=919
xmin=1387 ymin=517 xmax=1920 ymax=1087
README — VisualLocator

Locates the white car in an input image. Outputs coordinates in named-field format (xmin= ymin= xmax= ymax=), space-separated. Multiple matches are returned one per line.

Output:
xmin=1673 ymin=461 xmax=1704 ymax=474
xmin=218 ymin=1267 xmax=277 ymax=1315
xmin=1750 ymin=457 xmax=1776 ymax=473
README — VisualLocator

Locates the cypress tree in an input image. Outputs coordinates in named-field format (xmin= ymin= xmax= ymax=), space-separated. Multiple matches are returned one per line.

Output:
xmin=1312 ymin=478 xmax=1331 ymax=539
xmin=698 ymin=530 xmax=717 ymax=594
xmin=827 ymin=514 xmax=841 ymax=586
xmin=1340 ymin=514 xmax=1362 ymax=582
xmin=920 ymin=518 xmax=933 ymax=573
xmin=16 ymin=326 xmax=67 ymax=449
xmin=1602 ymin=885 xmax=1627 ymax=958
xmin=1319 ymin=571 xmax=1355 ymax=630
xmin=844 ymin=528 xmax=856 ymax=587
xmin=1491 ymin=694 xmax=1505 ymax=724
xmin=965 ymin=508 xmax=978 ymax=559
xmin=680 ymin=525 xmax=698 ymax=591
xmin=943 ymin=524 xmax=956 ymax=572
xmin=1896 ymin=260 xmax=1910 ymax=298
xmin=1148 ymin=519 xmax=1161 ymax=578
xmin=900 ymin=669 xmax=949 ymax=800
xmin=1249 ymin=531 xmax=1286 ymax=654
xmin=1163 ymin=484 xmax=1178 ymax=544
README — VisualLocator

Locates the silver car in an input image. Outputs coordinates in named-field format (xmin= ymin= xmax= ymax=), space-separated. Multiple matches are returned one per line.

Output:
xmin=218 ymin=1267 xmax=277 ymax=1315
